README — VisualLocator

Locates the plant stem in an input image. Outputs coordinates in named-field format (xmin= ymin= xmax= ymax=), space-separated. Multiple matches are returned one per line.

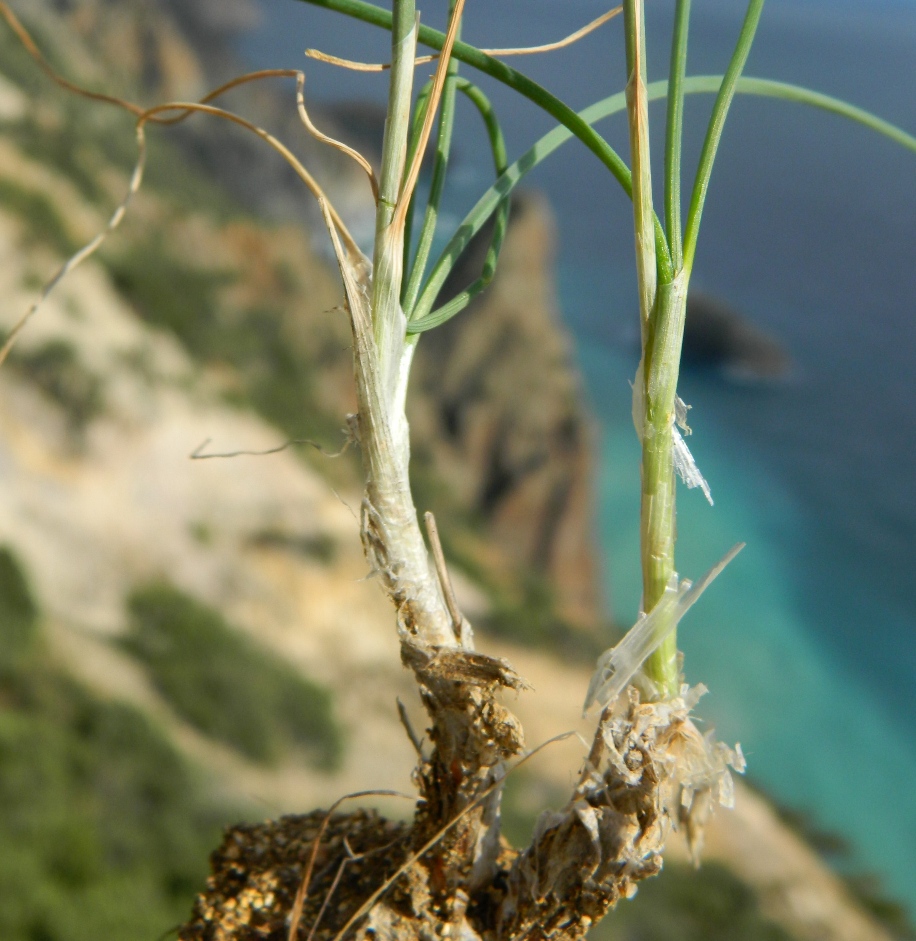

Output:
xmin=638 ymin=1 xmax=763 ymax=697
xmin=623 ymin=0 xmax=657 ymax=340
xmin=371 ymin=0 xmax=416 ymax=368
xmin=337 ymin=0 xmax=457 ymax=648
xmin=623 ymin=0 xmax=681 ymax=698
xmin=639 ymin=271 xmax=688 ymax=696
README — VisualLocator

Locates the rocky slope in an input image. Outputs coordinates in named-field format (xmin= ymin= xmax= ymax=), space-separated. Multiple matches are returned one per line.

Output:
xmin=0 ymin=3 xmax=904 ymax=941
xmin=411 ymin=192 xmax=604 ymax=642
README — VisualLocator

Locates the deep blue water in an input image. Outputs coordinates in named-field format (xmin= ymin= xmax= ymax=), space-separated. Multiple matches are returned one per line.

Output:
xmin=242 ymin=0 xmax=916 ymax=912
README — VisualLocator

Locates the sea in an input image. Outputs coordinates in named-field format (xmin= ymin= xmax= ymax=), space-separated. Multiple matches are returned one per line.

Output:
xmin=241 ymin=0 xmax=916 ymax=913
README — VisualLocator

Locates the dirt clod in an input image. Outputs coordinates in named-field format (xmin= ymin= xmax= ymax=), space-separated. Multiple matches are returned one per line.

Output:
xmin=181 ymin=810 xmax=412 ymax=941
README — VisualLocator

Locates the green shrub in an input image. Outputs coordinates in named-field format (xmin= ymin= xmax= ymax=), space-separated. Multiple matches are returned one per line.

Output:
xmin=105 ymin=239 xmax=234 ymax=357
xmin=591 ymin=862 xmax=797 ymax=941
xmin=0 ymin=671 xmax=231 ymax=941
xmin=0 ymin=551 xmax=230 ymax=941
xmin=124 ymin=582 xmax=342 ymax=769
xmin=0 ymin=545 xmax=39 ymax=673
xmin=10 ymin=339 xmax=104 ymax=431
xmin=0 ymin=176 xmax=78 ymax=256
xmin=482 ymin=570 xmax=602 ymax=662
xmin=7 ymin=116 xmax=114 ymax=207
xmin=247 ymin=527 xmax=338 ymax=565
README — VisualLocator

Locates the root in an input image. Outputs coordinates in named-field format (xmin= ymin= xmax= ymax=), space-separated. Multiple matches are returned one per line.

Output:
xmin=178 ymin=671 xmax=741 ymax=941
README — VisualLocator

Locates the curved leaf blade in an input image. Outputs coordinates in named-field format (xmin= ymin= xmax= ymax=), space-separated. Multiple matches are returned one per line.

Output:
xmin=409 ymin=75 xmax=916 ymax=333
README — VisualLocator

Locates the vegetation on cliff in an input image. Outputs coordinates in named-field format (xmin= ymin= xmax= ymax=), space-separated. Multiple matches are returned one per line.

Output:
xmin=124 ymin=581 xmax=342 ymax=769
xmin=0 ymin=548 xmax=233 ymax=941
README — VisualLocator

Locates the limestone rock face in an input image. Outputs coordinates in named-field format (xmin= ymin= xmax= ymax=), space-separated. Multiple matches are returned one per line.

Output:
xmin=411 ymin=193 xmax=604 ymax=634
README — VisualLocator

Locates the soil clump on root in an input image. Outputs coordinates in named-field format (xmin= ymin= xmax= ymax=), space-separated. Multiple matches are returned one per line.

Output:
xmin=178 ymin=649 xmax=729 ymax=941
xmin=180 ymin=810 xmax=414 ymax=941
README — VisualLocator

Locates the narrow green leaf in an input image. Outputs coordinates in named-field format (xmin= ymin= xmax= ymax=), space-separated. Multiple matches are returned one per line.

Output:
xmin=295 ymin=0 xmax=675 ymax=283
xmin=402 ymin=79 xmax=434 ymax=283
xmin=408 ymin=78 xmax=509 ymax=331
xmin=402 ymin=4 xmax=461 ymax=315
xmin=409 ymin=74 xmax=916 ymax=334
xmin=732 ymin=75 xmax=916 ymax=155
xmin=664 ymin=0 xmax=691 ymax=270
xmin=682 ymin=0 xmax=765 ymax=273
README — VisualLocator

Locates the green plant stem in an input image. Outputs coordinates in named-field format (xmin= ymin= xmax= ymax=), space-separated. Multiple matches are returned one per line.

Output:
xmin=641 ymin=1 xmax=762 ymax=692
xmin=626 ymin=0 xmax=760 ymax=697
xmin=296 ymin=0 xmax=674 ymax=283
xmin=371 ymin=0 xmax=416 ymax=364
xmin=338 ymin=0 xmax=457 ymax=647
xmin=623 ymin=0 xmax=657 ymax=339
xmin=638 ymin=271 xmax=688 ymax=696
xmin=376 ymin=0 xmax=416 ymax=225
xmin=623 ymin=0 xmax=685 ymax=699
xmin=664 ymin=0 xmax=691 ymax=270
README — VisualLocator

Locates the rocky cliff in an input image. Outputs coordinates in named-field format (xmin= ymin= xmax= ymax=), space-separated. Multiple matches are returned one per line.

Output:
xmin=411 ymin=192 xmax=605 ymax=642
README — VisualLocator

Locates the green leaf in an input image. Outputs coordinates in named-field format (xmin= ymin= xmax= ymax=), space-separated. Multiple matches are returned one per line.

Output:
xmin=664 ymin=0 xmax=692 ymax=270
xmin=293 ymin=0 xmax=667 ymax=259
xmin=682 ymin=0 xmax=766 ymax=273
xmin=402 ymin=59 xmax=459 ymax=314
xmin=402 ymin=78 xmax=434 ymax=286
xmin=408 ymin=78 xmax=509 ymax=330
xmin=408 ymin=74 xmax=916 ymax=334
xmin=731 ymin=75 xmax=916 ymax=155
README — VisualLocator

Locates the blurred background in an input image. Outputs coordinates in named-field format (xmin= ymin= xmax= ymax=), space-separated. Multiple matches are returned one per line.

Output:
xmin=0 ymin=0 xmax=913 ymax=939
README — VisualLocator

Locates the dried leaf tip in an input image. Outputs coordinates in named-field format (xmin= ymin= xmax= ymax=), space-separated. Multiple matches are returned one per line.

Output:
xmin=296 ymin=72 xmax=379 ymax=202
xmin=304 ymin=7 xmax=623 ymax=73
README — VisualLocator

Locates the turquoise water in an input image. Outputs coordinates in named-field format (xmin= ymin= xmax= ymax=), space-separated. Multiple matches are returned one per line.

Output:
xmin=245 ymin=0 xmax=916 ymax=914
